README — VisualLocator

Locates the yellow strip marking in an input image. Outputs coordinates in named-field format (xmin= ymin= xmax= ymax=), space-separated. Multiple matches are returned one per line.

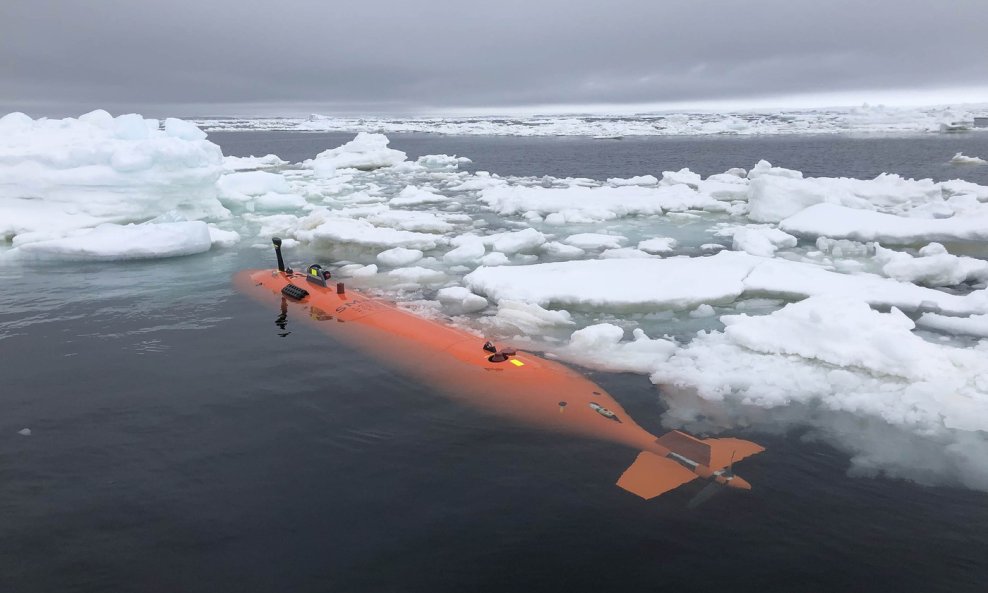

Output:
xmin=510 ymin=359 xmax=524 ymax=367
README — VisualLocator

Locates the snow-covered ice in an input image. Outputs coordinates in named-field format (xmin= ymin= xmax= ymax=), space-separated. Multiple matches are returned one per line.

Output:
xmin=0 ymin=111 xmax=227 ymax=250
xmin=781 ymin=203 xmax=988 ymax=244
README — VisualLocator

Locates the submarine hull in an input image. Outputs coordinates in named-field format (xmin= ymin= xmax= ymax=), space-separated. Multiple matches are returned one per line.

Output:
xmin=236 ymin=269 xmax=662 ymax=452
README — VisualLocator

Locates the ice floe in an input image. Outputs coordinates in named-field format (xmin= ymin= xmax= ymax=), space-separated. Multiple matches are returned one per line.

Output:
xmin=309 ymin=132 xmax=406 ymax=176
xmin=465 ymin=251 xmax=988 ymax=315
xmin=781 ymin=203 xmax=988 ymax=244
xmin=10 ymin=222 xmax=213 ymax=261
xmin=0 ymin=111 xmax=227 ymax=248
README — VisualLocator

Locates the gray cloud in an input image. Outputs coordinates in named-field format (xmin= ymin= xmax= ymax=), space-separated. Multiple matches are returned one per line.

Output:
xmin=2 ymin=0 xmax=986 ymax=116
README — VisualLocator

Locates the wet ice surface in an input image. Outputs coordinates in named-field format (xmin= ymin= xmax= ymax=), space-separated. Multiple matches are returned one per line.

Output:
xmin=4 ymin=116 xmax=988 ymax=591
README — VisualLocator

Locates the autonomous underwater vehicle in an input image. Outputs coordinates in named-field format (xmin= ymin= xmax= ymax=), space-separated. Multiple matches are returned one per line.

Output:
xmin=235 ymin=238 xmax=764 ymax=507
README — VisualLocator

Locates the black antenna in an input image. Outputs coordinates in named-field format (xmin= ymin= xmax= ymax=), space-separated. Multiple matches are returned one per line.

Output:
xmin=272 ymin=237 xmax=286 ymax=272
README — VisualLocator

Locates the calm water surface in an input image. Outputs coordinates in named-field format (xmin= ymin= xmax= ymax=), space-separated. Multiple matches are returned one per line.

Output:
xmin=2 ymin=133 xmax=988 ymax=592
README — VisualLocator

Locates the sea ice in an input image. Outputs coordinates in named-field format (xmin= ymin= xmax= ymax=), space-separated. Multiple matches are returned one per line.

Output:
xmin=563 ymin=233 xmax=626 ymax=250
xmin=950 ymin=152 xmax=986 ymax=165
xmin=557 ymin=324 xmax=677 ymax=375
xmin=781 ymin=203 xmax=988 ymax=244
xmin=874 ymin=243 xmax=988 ymax=287
xmin=10 ymin=222 xmax=213 ymax=261
xmin=437 ymin=286 xmax=488 ymax=313
xmin=309 ymin=133 xmax=406 ymax=176
xmin=0 ymin=111 xmax=227 ymax=243
xmin=651 ymin=296 xmax=988 ymax=489
xmin=377 ymin=247 xmax=424 ymax=267
xmin=637 ymin=237 xmax=678 ymax=254
xmin=917 ymin=313 xmax=988 ymax=337
xmin=728 ymin=227 xmax=798 ymax=257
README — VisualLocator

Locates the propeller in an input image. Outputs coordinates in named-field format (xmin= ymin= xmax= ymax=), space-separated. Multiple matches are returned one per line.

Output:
xmin=686 ymin=449 xmax=736 ymax=510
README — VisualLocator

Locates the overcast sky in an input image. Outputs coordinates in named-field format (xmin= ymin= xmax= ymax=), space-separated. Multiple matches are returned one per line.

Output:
xmin=2 ymin=0 xmax=986 ymax=117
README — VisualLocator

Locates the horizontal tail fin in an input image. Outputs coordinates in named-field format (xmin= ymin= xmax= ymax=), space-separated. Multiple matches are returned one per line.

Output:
xmin=616 ymin=451 xmax=698 ymax=499
xmin=656 ymin=430 xmax=765 ymax=472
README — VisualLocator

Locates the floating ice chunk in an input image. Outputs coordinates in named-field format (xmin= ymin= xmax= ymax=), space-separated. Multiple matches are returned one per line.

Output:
xmin=781 ymin=203 xmax=988 ymax=244
xmin=0 ymin=111 xmax=226 ymax=242
xmin=207 ymin=225 xmax=241 ymax=248
xmin=388 ymin=266 xmax=445 ymax=284
xmin=815 ymin=237 xmax=875 ymax=258
xmin=18 ymin=428 xmax=31 ymax=436
xmin=295 ymin=216 xmax=442 ymax=250
xmin=448 ymin=174 xmax=507 ymax=192
xmin=698 ymin=177 xmax=750 ymax=201
xmin=492 ymin=300 xmax=574 ymax=334
xmin=607 ymin=175 xmax=658 ymax=186
xmin=653 ymin=295 xmax=988 ymax=489
xmin=659 ymin=168 xmax=702 ymax=189
xmin=479 ymin=252 xmax=510 ymax=266
xmin=730 ymin=227 xmax=798 ymax=257
xmin=600 ymin=248 xmax=654 ymax=259
xmin=223 ymin=154 xmax=288 ymax=171
xmin=749 ymin=172 xmax=946 ymax=223
xmin=443 ymin=238 xmax=487 ymax=265
xmin=563 ymin=233 xmax=625 ymax=250
xmin=746 ymin=176 xmax=838 ymax=222
xmin=720 ymin=297 xmax=941 ymax=379
xmin=490 ymin=228 xmax=546 ymax=254
xmin=113 ymin=113 xmax=154 ymax=140
xmin=311 ymin=133 xmax=406 ymax=176
xmin=389 ymin=185 xmax=451 ymax=207
xmin=557 ymin=324 xmax=677 ymax=374
xmin=164 ymin=117 xmax=207 ymax=141
xmin=917 ymin=313 xmax=988 ymax=337
xmin=217 ymin=171 xmax=290 ymax=204
xmin=12 ymin=222 xmax=212 ymax=261
xmin=874 ymin=243 xmax=988 ymax=286
xmin=743 ymin=255 xmax=985 ymax=315
xmin=377 ymin=247 xmax=424 ymax=267
xmin=350 ymin=264 xmax=379 ymax=277
xmin=701 ymin=243 xmax=726 ymax=252
xmin=950 ymin=152 xmax=987 ymax=165
xmin=541 ymin=241 xmax=586 ymax=259
xmin=465 ymin=253 xmax=756 ymax=311
xmin=437 ymin=286 xmax=488 ymax=313
xmin=689 ymin=304 xmax=716 ymax=318
xmin=415 ymin=154 xmax=471 ymax=170
xmin=479 ymin=184 xmax=725 ymax=221
xmin=746 ymin=159 xmax=803 ymax=180
xmin=940 ymin=179 xmax=988 ymax=202
xmin=637 ymin=237 xmax=678 ymax=254
xmin=465 ymin=251 xmax=987 ymax=315
xmin=254 ymin=192 xmax=308 ymax=210
xmin=366 ymin=210 xmax=454 ymax=233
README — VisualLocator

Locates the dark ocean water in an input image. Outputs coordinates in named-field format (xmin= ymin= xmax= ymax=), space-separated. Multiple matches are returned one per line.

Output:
xmin=2 ymin=132 xmax=988 ymax=593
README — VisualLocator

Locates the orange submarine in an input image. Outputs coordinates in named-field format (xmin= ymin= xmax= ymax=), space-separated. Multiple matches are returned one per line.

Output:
xmin=235 ymin=238 xmax=764 ymax=507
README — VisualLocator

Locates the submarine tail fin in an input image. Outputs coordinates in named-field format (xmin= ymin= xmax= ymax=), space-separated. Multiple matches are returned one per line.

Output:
xmin=616 ymin=451 xmax=698 ymax=499
xmin=703 ymin=437 xmax=765 ymax=472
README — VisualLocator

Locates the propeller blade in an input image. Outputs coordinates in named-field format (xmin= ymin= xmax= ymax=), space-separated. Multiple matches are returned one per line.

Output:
xmin=687 ymin=481 xmax=727 ymax=510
